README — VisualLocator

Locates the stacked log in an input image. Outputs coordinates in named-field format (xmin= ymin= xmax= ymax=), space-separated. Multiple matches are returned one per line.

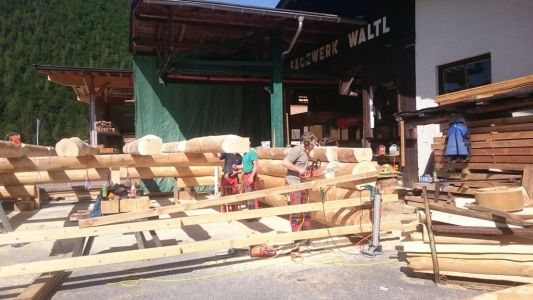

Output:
xmin=163 ymin=135 xmax=250 ymax=154
xmin=55 ymin=137 xmax=99 ymax=157
xmin=123 ymin=135 xmax=163 ymax=155
xmin=400 ymin=196 xmax=533 ymax=284
xmin=0 ymin=141 xmax=56 ymax=158
xmin=255 ymin=146 xmax=379 ymax=226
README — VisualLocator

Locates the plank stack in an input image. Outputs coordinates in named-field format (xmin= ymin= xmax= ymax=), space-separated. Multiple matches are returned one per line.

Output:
xmin=400 ymin=190 xmax=533 ymax=284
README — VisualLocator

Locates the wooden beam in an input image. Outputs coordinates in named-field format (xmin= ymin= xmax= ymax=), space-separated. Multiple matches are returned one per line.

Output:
xmin=0 ymin=141 xmax=56 ymax=158
xmin=123 ymin=135 xmax=163 ymax=155
xmin=162 ymin=135 xmax=250 ymax=153
xmin=463 ymin=283 xmax=533 ymax=300
xmin=403 ymin=241 xmax=533 ymax=254
xmin=0 ymin=222 xmax=400 ymax=278
xmin=55 ymin=137 xmax=99 ymax=157
xmin=78 ymin=172 xmax=378 ymax=228
xmin=0 ymin=153 xmax=222 ymax=173
xmin=435 ymin=74 xmax=533 ymax=105
xmin=0 ymin=198 xmax=369 ymax=245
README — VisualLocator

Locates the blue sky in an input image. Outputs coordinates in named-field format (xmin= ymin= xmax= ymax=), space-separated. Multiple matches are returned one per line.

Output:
xmin=213 ymin=0 xmax=280 ymax=8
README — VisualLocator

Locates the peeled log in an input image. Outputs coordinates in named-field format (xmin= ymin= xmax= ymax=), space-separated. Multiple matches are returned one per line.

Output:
xmin=337 ymin=147 xmax=373 ymax=163
xmin=0 ymin=141 xmax=56 ymax=158
xmin=311 ymin=207 xmax=371 ymax=226
xmin=309 ymin=146 xmax=337 ymax=162
xmin=0 ymin=185 xmax=35 ymax=199
xmin=407 ymin=256 xmax=533 ymax=278
xmin=309 ymin=186 xmax=371 ymax=202
xmin=55 ymin=137 xmax=99 ymax=157
xmin=257 ymin=174 xmax=286 ymax=190
xmin=255 ymin=147 xmax=289 ymax=160
xmin=257 ymin=160 xmax=287 ymax=177
xmin=123 ymin=135 xmax=162 ymax=155
xmin=0 ymin=153 xmax=221 ymax=173
xmin=163 ymin=135 xmax=249 ymax=154
xmin=0 ymin=166 xmax=217 ymax=186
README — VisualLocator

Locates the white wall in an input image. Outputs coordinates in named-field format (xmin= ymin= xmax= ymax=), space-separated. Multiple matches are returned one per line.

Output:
xmin=415 ymin=0 xmax=533 ymax=176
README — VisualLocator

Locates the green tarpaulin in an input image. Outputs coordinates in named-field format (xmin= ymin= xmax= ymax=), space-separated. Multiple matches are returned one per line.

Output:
xmin=134 ymin=55 xmax=271 ymax=192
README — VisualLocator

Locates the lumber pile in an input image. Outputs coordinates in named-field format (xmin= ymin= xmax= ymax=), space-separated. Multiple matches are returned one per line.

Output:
xmin=430 ymin=114 xmax=533 ymax=200
xmin=435 ymin=74 xmax=533 ymax=106
xmin=95 ymin=120 xmax=119 ymax=133
xmin=400 ymin=188 xmax=533 ymax=284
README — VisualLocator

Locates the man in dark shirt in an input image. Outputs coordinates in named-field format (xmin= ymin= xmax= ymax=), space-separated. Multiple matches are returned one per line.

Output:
xmin=219 ymin=152 xmax=242 ymax=212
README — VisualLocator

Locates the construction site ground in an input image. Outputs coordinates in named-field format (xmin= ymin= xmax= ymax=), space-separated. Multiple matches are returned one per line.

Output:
xmin=0 ymin=196 xmax=483 ymax=299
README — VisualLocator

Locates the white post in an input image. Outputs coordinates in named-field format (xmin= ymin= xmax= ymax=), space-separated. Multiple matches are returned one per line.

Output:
xmin=214 ymin=166 xmax=219 ymax=197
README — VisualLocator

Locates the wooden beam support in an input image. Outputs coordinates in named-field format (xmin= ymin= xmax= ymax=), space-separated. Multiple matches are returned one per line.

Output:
xmin=0 ymin=153 xmax=222 ymax=173
xmin=162 ymin=135 xmax=250 ymax=153
xmin=0 ymin=141 xmax=56 ymax=158
xmin=79 ymin=172 xmax=378 ymax=228
xmin=1 ymin=198 xmax=369 ymax=245
xmin=0 ymin=222 xmax=400 ymax=278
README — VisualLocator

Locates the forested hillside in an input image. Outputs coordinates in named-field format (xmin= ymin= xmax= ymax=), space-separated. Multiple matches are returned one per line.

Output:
xmin=0 ymin=0 xmax=131 ymax=146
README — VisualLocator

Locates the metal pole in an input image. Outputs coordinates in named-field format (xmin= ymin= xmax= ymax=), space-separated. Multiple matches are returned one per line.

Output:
xmin=36 ymin=118 xmax=40 ymax=145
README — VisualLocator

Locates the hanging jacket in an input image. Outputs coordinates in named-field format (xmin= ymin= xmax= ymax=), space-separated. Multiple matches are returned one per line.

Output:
xmin=444 ymin=121 xmax=469 ymax=157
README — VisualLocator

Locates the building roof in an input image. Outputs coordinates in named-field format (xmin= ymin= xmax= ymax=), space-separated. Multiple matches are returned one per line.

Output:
xmin=34 ymin=65 xmax=134 ymax=104
xmin=131 ymin=0 xmax=365 ymax=55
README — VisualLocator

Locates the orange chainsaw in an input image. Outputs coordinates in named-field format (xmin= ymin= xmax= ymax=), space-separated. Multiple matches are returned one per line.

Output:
xmin=300 ymin=160 xmax=324 ymax=179
xmin=249 ymin=244 xmax=276 ymax=257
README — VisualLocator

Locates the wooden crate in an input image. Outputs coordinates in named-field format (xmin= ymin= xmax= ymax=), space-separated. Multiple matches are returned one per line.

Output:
xmin=119 ymin=197 xmax=150 ymax=213
xmin=101 ymin=199 xmax=120 ymax=214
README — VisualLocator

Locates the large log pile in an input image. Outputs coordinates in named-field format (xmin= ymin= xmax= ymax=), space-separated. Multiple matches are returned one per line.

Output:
xmin=255 ymin=146 xmax=381 ymax=226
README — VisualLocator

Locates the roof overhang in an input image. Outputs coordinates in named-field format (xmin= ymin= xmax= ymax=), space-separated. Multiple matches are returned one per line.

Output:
xmin=35 ymin=65 xmax=134 ymax=104
xmin=130 ymin=0 xmax=366 ymax=83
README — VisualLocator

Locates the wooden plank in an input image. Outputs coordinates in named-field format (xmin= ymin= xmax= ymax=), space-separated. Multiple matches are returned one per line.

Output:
xmin=522 ymin=165 xmax=533 ymax=207
xmin=0 ymin=222 xmax=400 ymax=278
xmin=435 ymin=162 xmax=526 ymax=171
xmin=435 ymin=74 xmax=533 ymax=105
xmin=433 ymin=139 xmax=533 ymax=150
xmin=78 ymin=172 xmax=378 ymax=228
xmin=408 ymin=256 xmax=533 ymax=278
xmin=432 ymin=225 xmax=533 ymax=237
xmin=407 ymin=253 xmax=533 ymax=262
xmin=434 ymin=131 xmax=533 ymax=144
xmin=435 ymin=155 xmax=533 ymax=164
xmin=418 ymin=210 xmax=519 ymax=228
xmin=434 ymin=148 xmax=533 ymax=156
xmin=427 ymin=203 xmax=528 ymax=227
xmin=463 ymin=283 xmax=533 ymax=300
xmin=415 ymin=270 xmax=533 ymax=284
xmin=403 ymin=241 xmax=533 ymax=254
xmin=0 ymin=185 xmax=35 ymax=199
xmin=413 ymin=183 xmax=476 ymax=195
xmin=1 ymin=197 xmax=371 ymax=245
xmin=0 ymin=141 xmax=56 ymax=158
xmin=0 ymin=153 xmax=222 ymax=174
xmin=435 ymin=172 xmax=521 ymax=181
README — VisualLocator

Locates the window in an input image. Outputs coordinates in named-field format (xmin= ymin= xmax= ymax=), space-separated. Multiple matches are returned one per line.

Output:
xmin=438 ymin=54 xmax=491 ymax=94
